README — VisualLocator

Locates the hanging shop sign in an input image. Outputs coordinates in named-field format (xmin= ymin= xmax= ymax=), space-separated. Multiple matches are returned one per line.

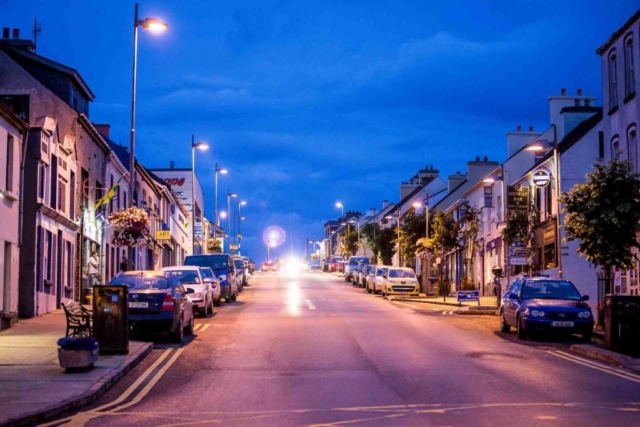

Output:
xmin=156 ymin=230 xmax=171 ymax=241
xmin=532 ymin=168 xmax=551 ymax=188
xmin=506 ymin=185 xmax=530 ymax=211
xmin=484 ymin=186 xmax=493 ymax=208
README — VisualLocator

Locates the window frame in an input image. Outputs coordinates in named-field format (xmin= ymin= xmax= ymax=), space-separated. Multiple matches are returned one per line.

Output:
xmin=609 ymin=49 xmax=619 ymax=112
xmin=624 ymin=33 xmax=635 ymax=99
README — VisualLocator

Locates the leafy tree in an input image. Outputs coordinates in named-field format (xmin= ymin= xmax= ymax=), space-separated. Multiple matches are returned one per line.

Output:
xmin=459 ymin=201 xmax=481 ymax=283
xmin=340 ymin=229 xmax=359 ymax=257
xmin=561 ymin=157 xmax=640 ymax=294
xmin=429 ymin=210 xmax=461 ymax=295
xmin=399 ymin=209 xmax=427 ymax=267
xmin=362 ymin=223 xmax=397 ymax=264
xmin=207 ymin=238 xmax=222 ymax=254
xmin=501 ymin=207 xmax=539 ymax=274
xmin=311 ymin=252 xmax=319 ymax=261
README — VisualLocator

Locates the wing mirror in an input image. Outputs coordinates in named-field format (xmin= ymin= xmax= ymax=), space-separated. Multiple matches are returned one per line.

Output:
xmin=186 ymin=288 xmax=195 ymax=294
xmin=581 ymin=294 xmax=590 ymax=301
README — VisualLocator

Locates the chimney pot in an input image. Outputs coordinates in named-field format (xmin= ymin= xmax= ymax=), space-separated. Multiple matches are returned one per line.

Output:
xmin=561 ymin=88 xmax=566 ymax=96
xmin=529 ymin=126 xmax=534 ymax=132
xmin=517 ymin=125 xmax=522 ymax=132
xmin=577 ymin=88 xmax=583 ymax=96
xmin=12 ymin=28 xmax=19 ymax=39
xmin=170 ymin=161 xmax=175 ymax=169
xmin=475 ymin=156 xmax=480 ymax=161
xmin=2 ymin=28 xmax=9 ymax=38
xmin=483 ymin=156 xmax=488 ymax=162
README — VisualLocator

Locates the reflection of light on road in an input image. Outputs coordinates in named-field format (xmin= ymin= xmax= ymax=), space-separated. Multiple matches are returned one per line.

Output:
xmin=287 ymin=281 xmax=301 ymax=316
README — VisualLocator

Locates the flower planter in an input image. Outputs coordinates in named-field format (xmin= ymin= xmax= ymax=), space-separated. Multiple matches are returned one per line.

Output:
xmin=57 ymin=337 xmax=99 ymax=372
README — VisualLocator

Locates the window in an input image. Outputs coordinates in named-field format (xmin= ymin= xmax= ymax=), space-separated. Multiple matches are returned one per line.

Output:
xmin=612 ymin=136 xmax=620 ymax=159
xmin=49 ymin=155 xmax=57 ymax=209
xmin=109 ymin=174 xmax=114 ymax=213
xmin=629 ymin=126 xmax=638 ymax=172
xmin=609 ymin=50 xmax=619 ymax=110
xmin=598 ymin=131 xmax=605 ymax=159
xmin=66 ymin=241 xmax=73 ymax=288
xmin=45 ymin=230 xmax=53 ymax=282
xmin=0 ymin=95 xmax=29 ymax=121
xmin=95 ymin=181 xmax=103 ymax=206
xmin=69 ymin=172 xmax=76 ymax=219
xmin=624 ymin=34 xmax=635 ymax=98
xmin=546 ymin=186 xmax=553 ymax=218
xmin=5 ymin=134 xmax=14 ymax=192
xmin=38 ymin=163 xmax=46 ymax=200
xmin=81 ymin=168 xmax=89 ymax=209
xmin=57 ymin=177 xmax=67 ymax=214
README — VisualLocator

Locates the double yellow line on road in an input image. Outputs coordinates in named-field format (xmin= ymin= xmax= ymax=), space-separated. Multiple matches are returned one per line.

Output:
xmin=548 ymin=350 xmax=640 ymax=384
xmin=42 ymin=348 xmax=184 ymax=427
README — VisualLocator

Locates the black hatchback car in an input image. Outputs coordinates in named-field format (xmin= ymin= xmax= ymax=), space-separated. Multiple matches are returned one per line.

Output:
xmin=109 ymin=271 xmax=195 ymax=343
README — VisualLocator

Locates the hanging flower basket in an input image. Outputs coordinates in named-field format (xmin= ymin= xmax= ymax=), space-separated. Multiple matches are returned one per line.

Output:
xmin=108 ymin=207 xmax=151 ymax=248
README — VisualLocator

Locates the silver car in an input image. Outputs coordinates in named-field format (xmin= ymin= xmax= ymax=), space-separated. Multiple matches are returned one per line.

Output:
xmin=366 ymin=266 xmax=389 ymax=294
xmin=162 ymin=266 xmax=214 ymax=317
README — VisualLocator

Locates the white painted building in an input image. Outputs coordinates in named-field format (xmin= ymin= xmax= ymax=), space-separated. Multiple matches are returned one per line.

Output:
xmin=598 ymin=9 xmax=640 ymax=295
xmin=0 ymin=103 xmax=28 ymax=330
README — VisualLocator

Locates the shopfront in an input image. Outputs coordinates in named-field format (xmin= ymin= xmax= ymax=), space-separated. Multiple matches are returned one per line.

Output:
xmin=534 ymin=219 xmax=557 ymax=272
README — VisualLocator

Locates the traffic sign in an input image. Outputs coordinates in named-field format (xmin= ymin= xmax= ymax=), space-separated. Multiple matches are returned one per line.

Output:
xmin=156 ymin=230 xmax=171 ymax=240
xmin=457 ymin=290 xmax=479 ymax=302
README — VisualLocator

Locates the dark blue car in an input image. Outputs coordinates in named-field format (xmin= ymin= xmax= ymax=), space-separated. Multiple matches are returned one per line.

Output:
xmin=500 ymin=277 xmax=594 ymax=341
xmin=185 ymin=254 xmax=239 ymax=303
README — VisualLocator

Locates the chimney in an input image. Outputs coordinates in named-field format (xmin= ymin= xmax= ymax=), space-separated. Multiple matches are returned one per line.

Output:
xmin=12 ymin=29 xmax=19 ymax=39
xmin=577 ymin=88 xmax=583 ymax=96
xmin=382 ymin=200 xmax=389 ymax=209
xmin=93 ymin=124 xmax=110 ymax=138
xmin=169 ymin=161 xmax=175 ymax=169
xmin=2 ymin=28 xmax=9 ymax=38
xmin=517 ymin=125 xmax=522 ymax=132
xmin=448 ymin=171 xmax=466 ymax=193
xmin=561 ymin=88 xmax=566 ymax=96
xmin=529 ymin=126 xmax=534 ymax=132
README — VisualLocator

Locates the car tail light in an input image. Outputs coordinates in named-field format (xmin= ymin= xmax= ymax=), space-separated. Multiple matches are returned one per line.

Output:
xmin=162 ymin=293 xmax=174 ymax=311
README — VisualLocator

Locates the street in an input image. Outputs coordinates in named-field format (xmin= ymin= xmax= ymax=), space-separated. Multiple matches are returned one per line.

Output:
xmin=44 ymin=272 xmax=640 ymax=427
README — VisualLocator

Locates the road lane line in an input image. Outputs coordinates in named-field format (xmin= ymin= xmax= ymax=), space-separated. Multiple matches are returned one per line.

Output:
xmin=305 ymin=299 xmax=316 ymax=310
xmin=548 ymin=351 xmax=640 ymax=383
xmin=200 ymin=324 xmax=210 ymax=332
xmin=553 ymin=350 xmax=640 ymax=380
xmin=193 ymin=324 xmax=202 ymax=332
xmin=40 ymin=349 xmax=174 ymax=427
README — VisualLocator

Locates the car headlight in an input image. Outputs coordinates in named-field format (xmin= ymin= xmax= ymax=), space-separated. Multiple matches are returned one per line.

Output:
xmin=527 ymin=309 xmax=545 ymax=317
xmin=578 ymin=311 xmax=591 ymax=318
xmin=192 ymin=292 xmax=203 ymax=299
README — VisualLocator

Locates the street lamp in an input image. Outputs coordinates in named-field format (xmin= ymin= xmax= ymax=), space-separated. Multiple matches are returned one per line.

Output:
xmin=385 ymin=212 xmax=401 ymax=266
xmin=412 ymin=200 xmax=429 ymax=241
xmin=336 ymin=202 xmax=344 ymax=222
xmin=215 ymin=163 xmax=228 ymax=228
xmin=525 ymin=126 xmax=562 ymax=278
xmin=127 ymin=3 xmax=167 ymax=270
xmin=191 ymin=138 xmax=209 ymax=255
xmin=227 ymin=190 xmax=237 ymax=252
xmin=238 ymin=201 xmax=247 ymax=248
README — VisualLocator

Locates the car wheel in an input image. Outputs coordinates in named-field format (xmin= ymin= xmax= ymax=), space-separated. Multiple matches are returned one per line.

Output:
xmin=185 ymin=312 xmax=194 ymax=335
xmin=367 ymin=285 xmax=372 ymax=294
xmin=516 ymin=315 xmax=527 ymax=340
xmin=225 ymin=296 xmax=231 ymax=303
xmin=500 ymin=311 xmax=511 ymax=333
xmin=172 ymin=316 xmax=184 ymax=344
xmin=231 ymin=292 xmax=237 ymax=302
xmin=345 ymin=275 xmax=350 ymax=282
xmin=581 ymin=331 xmax=592 ymax=343
xmin=214 ymin=297 xmax=222 ymax=307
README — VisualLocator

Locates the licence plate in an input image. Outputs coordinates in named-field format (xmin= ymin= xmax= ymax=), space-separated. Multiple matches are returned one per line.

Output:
xmin=400 ymin=291 xmax=408 ymax=294
xmin=552 ymin=321 xmax=574 ymax=327
xmin=129 ymin=302 xmax=148 ymax=308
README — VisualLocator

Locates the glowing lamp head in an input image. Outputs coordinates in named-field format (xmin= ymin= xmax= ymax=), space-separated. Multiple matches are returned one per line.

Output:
xmin=142 ymin=18 xmax=168 ymax=32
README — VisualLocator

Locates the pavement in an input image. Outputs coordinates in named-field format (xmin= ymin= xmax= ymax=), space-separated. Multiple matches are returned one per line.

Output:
xmin=0 ymin=310 xmax=152 ymax=427
xmin=39 ymin=271 xmax=640 ymax=427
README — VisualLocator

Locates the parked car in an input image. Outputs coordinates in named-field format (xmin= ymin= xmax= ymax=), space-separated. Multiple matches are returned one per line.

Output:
xmin=381 ymin=267 xmax=420 ymax=297
xmin=198 ymin=267 xmax=222 ymax=306
xmin=109 ymin=271 xmax=194 ymax=343
xmin=162 ymin=266 xmax=213 ymax=317
xmin=358 ymin=265 xmax=375 ymax=288
xmin=262 ymin=260 xmax=279 ymax=272
xmin=184 ymin=254 xmax=239 ymax=303
xmin=345 ymin=256 xmax=369 ymax=282
xmin=367 ymin=266 xmax=389 ymax=294
xmin=325 ymin=256 xmax=344 ymax=272
xmin=351 ymin=262 xmax=368 ymax=287
xmin=232 ymin=257 xmax=247 ymax=291
xmin=500 ymin=277 xmax=594 ymax=341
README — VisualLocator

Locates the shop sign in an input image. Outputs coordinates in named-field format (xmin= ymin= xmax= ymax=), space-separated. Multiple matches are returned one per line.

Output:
xmin=484 ymin=186 xmax=493 ymax=208
xmin=532 ymin=169 xmax=551 ymax=188
xmin=510 ymin=257 xmax=528 ymax=266
xmin=506 ymin=186 xmax=530 ymax=211
xmin=156 ymin=230 xmax=171 ymax=240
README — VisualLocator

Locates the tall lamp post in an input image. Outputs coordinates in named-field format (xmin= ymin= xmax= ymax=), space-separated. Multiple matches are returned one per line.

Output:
xmin=227 ymin=190 xmax=237 ymax=252
xmin=127 ymin=3 xmax=167 ymax=270
xmin=238 ymin=201 xmax=246 ymax=250
xmin=214 ymin=163 xmax=228 ymax=228
xmin=191 ymin=137 xmax=209 ymax=255
xmin=412 ymin=200 xmax=429 ymax=293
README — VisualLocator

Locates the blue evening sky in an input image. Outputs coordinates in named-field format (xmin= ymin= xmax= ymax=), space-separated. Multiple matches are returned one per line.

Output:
xmin=4 ymin=0 xmax=638 ymax=261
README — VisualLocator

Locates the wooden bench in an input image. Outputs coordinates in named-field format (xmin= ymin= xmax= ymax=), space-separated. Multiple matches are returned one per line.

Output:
xmin=62 ymin=301 xmax=93 ymax=337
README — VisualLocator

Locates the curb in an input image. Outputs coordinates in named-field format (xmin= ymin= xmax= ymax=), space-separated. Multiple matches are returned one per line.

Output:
xmin=569 ymin=344 xmax=640 ymax=374
xmin=458 ymin=309 xmax=498 ymax=316
xmin=395 ymin=298 xmax=498 ymax=311
xmin=2 ymin=342 xmax=153 ymax=427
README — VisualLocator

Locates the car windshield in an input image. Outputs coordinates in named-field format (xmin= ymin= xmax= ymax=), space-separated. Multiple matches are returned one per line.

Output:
xmin=377 ymin=268 xmax=389 ymax=276
xmin=521 ymin=280 xmax=582 ymax=301
xmin=200 ymin=269 xmax=214 ymax=279
xmin=349 ymin=258 xmax=368 ymax=265
xmin=171 ymin=270 xmax=201 ymax=284
xmin=185 ymin=255 xmax=228 ymax=271
xmin=389 ymin=269 xmax=416 ymax=278
xmin=110 ymin=274 xmax=171 ymax=290
xmin=234 ymin=260 xmax=244 ymax=268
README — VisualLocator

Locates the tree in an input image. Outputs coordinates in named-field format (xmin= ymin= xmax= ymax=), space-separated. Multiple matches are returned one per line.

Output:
xmin=561 ymin=157 xmax=640 ymax=295
xmin=362 ymin=223 xmax=397 ymax=264
xmin=459 ymin=201 xmax=481 ymax=286
xmin=399 ymin=209 xmax=427 ymax=268
xmin=207 ymin=238 xmax=222 ymax=254
xmin=501 ymin=206 xmax=540 ymax=274
xmin=429 ymin=210 xmax=461 ymax=295
xmin=340 ymin=229 xmax=359 ymax=257
xmin=311 ymin=253 xmax=319 ymax=261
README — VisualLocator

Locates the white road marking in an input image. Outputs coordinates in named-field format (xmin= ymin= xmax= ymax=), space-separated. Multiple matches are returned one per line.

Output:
xmin=441 ymin=310 xmax=455 ymax=315
xmin=548 ymin=350 xmax=640 ymax=384
xmin=200 ymin=324 xmax=211 ymax=332
xmin=305 ymin=299 xmax=316 ymax=310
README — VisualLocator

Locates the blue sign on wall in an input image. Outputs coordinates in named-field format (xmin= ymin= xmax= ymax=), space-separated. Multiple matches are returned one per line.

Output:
xmin=457 ymin=290 xmax=479 ymax=302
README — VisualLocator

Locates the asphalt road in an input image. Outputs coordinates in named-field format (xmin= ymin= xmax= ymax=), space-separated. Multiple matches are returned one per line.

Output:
xmin=44 ymin=271 xmax=640 ymax=427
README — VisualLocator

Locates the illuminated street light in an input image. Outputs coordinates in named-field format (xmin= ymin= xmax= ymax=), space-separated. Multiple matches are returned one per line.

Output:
xmin=191 ymin=137 xmax=209 ymax=255
xmin=215 ymin=164 xmax=228 ymax=228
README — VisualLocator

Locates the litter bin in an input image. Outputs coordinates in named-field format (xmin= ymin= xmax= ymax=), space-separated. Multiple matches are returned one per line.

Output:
xmin=93 ymin=285 xmax=129 ymax=355
xmin=604 ymin=295 xmax=640 ymax=357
